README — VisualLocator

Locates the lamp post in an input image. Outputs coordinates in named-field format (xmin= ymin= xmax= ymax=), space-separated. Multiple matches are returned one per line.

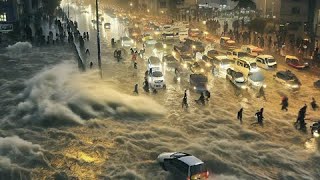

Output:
xmin=96 ymin=0 xmax=102 ymax=78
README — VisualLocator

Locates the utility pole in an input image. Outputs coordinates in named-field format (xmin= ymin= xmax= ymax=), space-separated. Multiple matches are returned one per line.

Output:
xmin=96 ymin=0 xmax=102 ymax=78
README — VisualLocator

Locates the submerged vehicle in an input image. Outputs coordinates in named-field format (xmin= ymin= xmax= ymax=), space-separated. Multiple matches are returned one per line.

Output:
xmin=256 ymin=55 xmax=277 ymax=69
xmin=247 ymin=72 xmax=266 ymax=89
xmin=189 ymin=74 xmax=208 ymax=93
xmin=273 ymin=70 xmax=301 ymax=90
xmin=285 ymin=55 xmax=309 ymax=69
xmin=157 ymin=152 xmax=209 ymax=180
xmin=220 ymin=37 xmax=236 ymax=50
xmin=104 ymin=22 xmax=111 ymax=29
xmin=310 ymin=121 xmax=320 ymax=137
xmin=190 ymin=60 xmax=212 ymax=74
xmin=314 ymin=80 xmax=320 ymax=89
xmin=226 ymin=68 xmax=247 ymax=89
xmin=147 ymin=71 xmax=166 ymax=89
xmin=163 ymin=55 xmax=180 ymax=72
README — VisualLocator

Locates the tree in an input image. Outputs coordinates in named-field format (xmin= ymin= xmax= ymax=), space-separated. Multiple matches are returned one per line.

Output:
xmin=231 ymin=0 xmax=256 ymax=10
xmin=248 ymin=18 xmax=267 ymax=34
xmin=42 ymin=0 xmax=62 ymax=16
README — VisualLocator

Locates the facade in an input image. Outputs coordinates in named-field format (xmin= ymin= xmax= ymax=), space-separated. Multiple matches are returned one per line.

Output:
xmin=253 ymin=0 xmax=280 ymax=18
xmin=0 ymin=0 xmax=24 ymax=32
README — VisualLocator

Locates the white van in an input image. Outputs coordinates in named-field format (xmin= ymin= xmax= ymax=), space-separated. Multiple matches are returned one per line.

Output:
xmin=256 ymin=55 xmax=277 ymax=69
xmin=226 ymin=49 xmax=248 ymax=60
xmin=212 ymin=55 xmax=233 ymax=77
xmin=148 ymin=56 xmax=162 ymax=72
xmin=233 ymin=57 xmax=259 ymax=76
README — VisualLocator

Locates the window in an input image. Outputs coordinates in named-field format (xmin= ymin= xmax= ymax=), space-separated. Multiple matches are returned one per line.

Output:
xmin=0 ymin=13 xmax=6 ymax=22
xmin=291 ymin=7 xmax=300 ymax=15
xmin=159 ymin=1 xmax=166 ymax=8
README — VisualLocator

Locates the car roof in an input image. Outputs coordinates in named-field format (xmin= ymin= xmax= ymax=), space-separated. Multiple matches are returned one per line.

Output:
xmin=238 ymin=57 xmax=256 ymax=63
xmin=232 ymin=49 xmax=245 ymax=52
xmin=178 ymin=155 xmax=204 ymax=166
xmin=286 ymin=55 xmax=299 ymax=59
xmin=149 ymin=56 xmax=161 ymax=63
xmin=221 ymin=37 xmax=230 ymax=40
xmin=215 ymin=55 xmax=229 ymax=60
xmin=257 ymin=54 xmax=274 ymax=58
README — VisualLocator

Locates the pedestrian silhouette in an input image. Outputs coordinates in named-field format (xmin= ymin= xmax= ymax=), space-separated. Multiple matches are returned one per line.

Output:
xmin=311 ymin=97 xmax=318 ymax=111
xmin=89 ymin=62 xmax=93 ymax=69
xmin=133 ymin=84 xmax=139 ymax=94
xmin=237 ymin=108 xmax=243 ymax=123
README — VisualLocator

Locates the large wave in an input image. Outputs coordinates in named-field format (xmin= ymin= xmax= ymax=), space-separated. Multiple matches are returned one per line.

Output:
xmin=7 ymin=62 xmax=165 ymax=127
xmin=6 ymin=42 xmax=32 ymax=53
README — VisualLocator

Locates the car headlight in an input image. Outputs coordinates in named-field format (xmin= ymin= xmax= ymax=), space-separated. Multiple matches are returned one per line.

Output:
xmin=263 ymin=84 xmax=267 ymax=88
xmin=206 ymin=63 xmax=211 ymax=67
xmin=177 ymin=77 xmax=181 ymax=82
xmin=183 ymin=63 xmax=188 ymax=69
xmin=163 ymin=44 xmax=167 ymax=49
xmin=131 ymin=40 xmax=134 ymax=43
xmin=314 ymin=130 xmax=319 ymax=138
xmin=193 ymin=86 xmax=197 ymax=90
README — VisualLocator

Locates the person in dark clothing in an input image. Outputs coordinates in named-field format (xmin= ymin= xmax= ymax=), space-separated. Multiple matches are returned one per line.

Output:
xmin=255 ymin=108 xmax=264 ymax=125
xmin=281 ymin=96 xmax=289 ymax=111
xmin=90 ymin=62 xmax=93 ymax=69
xmin=237 ymin=108 xmax=243 ymax=123
xmin=205 ymin=90 xmax=211 ymax=101
xmin=117 ymin=50 xmax=122 ymax=59
xmin=311 ymin=97 xmax=318 ymax=111
xmin=182 ymin=96 xmax=188 ymax=109
xmin=134 ymin=62 xmax=138 ymax=69
xmin=184 ymin=89 xmax=187 ymax=99
xmin=143 ymin=77 xmax=149 ymax=92
xmin=296 ymin=104 xmax=307 ymax=130
xmin=257 ymin=86 xmax=266 ymax=100
xmin=133 ymin=84 xmax=139 ymax=94
xmin=85 ymin=48 xmax=90 ymax=56
xmin=114 ymin=49 xmax=118 ymax=58
xmin=86 ymin=32 xmax=89 ymax=41
xmin=196 ymin=92 xmax=205 ymax=106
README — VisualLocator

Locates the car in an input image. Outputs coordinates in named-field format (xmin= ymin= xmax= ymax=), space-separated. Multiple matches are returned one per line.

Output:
xmin=147 ymin=56 xmax=162 ymax=72
xmin=148 ymin=71 xmax=166 ymax=89
xmin=211 ymin=55 xmax=233 ymax=77
xmin=273 ymin=70 xmax=301 ymax=90
xmin=241 ymin=45 xmax=264 ymax=57
xmin=173 ymin=43 xmax=191 ymax=56
xmin=157 ymin=152 xmax=209 ymax=180
xmin=188 ymin=28 xmax=202 ymax=38
xmin=226 ymin=49 xmax=248 ymax=60
xmin=233 ymin=57 xmax=259 ymax=76
xmin=310 ymin=121 xmax=320 ymax=137
xmin=180 ymin=54 xmax=195 ymax=69
xmin=163 ymin=55 xmax=180 ymax=72
xmin=226 ymin=68 xmax=247 ymax=89
xmin=190 ymin=60 xmax=212 ymax=74
xmin=256 ymin=55 xmax=277 ymax=70
xmin=120 ymin=36 xmax=134 ymax=47
xmin=189 ymin=74 xmax=208 ymax=93
xmin=184 ymin=39 xmax=205 ymax=53
xmin=314 ymin=80 xmax=320 ymax=89
xmin=220 ymin=37 xmax=236 ymax=50
xmin=247 ymin=72 xmax=266 ymax=89
xmin=179 ymin=29 xmax=189 ymax=42
xmin=285 ymin=55 xmax=309 ymax=69
xmin=104 ymin=22 xmax=111 ymax=29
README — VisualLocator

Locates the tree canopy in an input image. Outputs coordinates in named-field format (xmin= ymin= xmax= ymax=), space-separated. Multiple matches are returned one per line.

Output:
xmin=231 ymin=0 xmax=256 ymax=10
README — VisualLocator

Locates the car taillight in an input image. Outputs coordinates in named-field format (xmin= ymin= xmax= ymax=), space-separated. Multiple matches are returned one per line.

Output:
xmin=186 ymin=178 xmax=190 ymax=180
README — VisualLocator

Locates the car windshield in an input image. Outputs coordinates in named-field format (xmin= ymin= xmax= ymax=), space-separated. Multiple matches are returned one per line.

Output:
xmin=238 ymin=52 xmax=247 ymax=57
xmin=190 ymin=164 xmax=206 ymax=176
xmin=235 ymin=72 xmax=244 ymax=78
xmin=221 ymin=59 xmax=232 ymax=65
xmin=267 ymin=58 xmax=276 ymax=63
xmin=250 ymin=62 xmax=257 ymax=68
xmin=152 ymin=71 xmax=163 ymax=77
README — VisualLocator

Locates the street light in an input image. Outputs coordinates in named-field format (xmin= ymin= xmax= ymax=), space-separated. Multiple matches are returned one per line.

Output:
xmin=130 ymin=2 xmax=133 ymax=7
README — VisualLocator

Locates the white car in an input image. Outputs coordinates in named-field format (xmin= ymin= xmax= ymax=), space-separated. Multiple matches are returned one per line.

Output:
xmin=147 ymin=56 xmax=162 ymax=71
xmin=247 ymin=71 xmax=266 ymax=89
xmin=226 ymin=49 xmax=248 ymax=60
xmin=256 ymin=55 xmax=277 ymax=69
xmin=211 ymin=55 xmax=233 ymax=77
xmin=148 ymin=71 xmax=166 ymax=89
xmin=233 ymin=57 xmax=259 ymax=77
xmin=120 ymin=37 xmax=134 ymax=47
xmin=157 ymin=152 xmax=209 ymax=180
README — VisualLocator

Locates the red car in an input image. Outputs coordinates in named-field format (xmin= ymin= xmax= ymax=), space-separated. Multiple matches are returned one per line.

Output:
xmin=285 ymin=55 xmax=309 ymax=69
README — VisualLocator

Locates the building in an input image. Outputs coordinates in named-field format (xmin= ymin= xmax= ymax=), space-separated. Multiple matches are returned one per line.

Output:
xmin=253 ymin=0 xmax=280 ymax=18
xmin=0 ymin=0 xmax=21 ymax=32
xmin=311 ymin=0 xmax=320 ymax=49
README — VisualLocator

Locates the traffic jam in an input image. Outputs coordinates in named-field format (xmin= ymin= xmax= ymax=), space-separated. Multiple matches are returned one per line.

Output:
xmin=99 ymin=8 xmax=320 ymax=180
